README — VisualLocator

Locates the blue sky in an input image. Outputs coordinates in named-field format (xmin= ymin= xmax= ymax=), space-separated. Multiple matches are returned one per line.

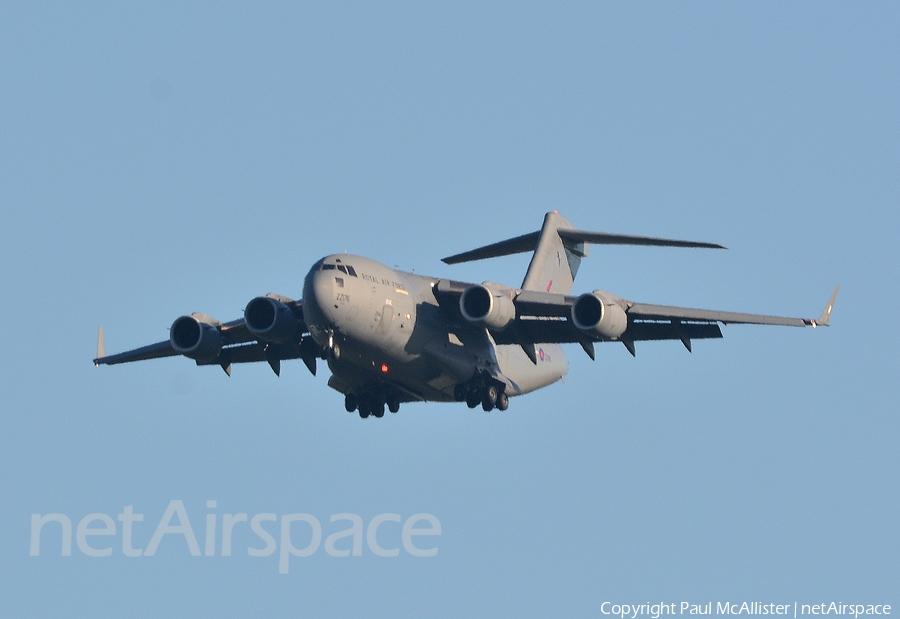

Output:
xmin=1 ymin=3 xmax=897 ymax=617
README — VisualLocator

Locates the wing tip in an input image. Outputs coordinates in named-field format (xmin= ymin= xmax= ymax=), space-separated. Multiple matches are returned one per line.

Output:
xmin=805 ymin=285 xmax=839 ymax=328
xmin=95 ymin=325 xmax=106 ymax=365
xmin=817 ymin=285 xmax=840 ymax=327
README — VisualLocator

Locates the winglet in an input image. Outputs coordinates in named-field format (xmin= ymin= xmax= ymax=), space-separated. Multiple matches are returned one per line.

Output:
xmin=808 ymin=285 xmax=839 ymax=328
xmin=95 ymin=326 xmax=106 ymax=365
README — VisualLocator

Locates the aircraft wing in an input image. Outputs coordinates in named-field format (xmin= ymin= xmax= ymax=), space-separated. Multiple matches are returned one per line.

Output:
xmin=93 ymin=297 xmax=322 ymax=376
xmin=434 ymin=280 xmax=838 ymax=358
xmin=94 ymin=338 xmax=180 ymax=365
xmin=94 ymin=318 xmax=252 ymax=366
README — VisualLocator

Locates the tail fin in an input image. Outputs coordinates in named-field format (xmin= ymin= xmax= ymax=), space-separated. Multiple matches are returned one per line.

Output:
xmin=442 ymin=211 xmax=725 ymax=295
xmin=440 ymin=212 xmax=585 ymax=294
xmin=520 ymin=211 xmax=584 ymax=294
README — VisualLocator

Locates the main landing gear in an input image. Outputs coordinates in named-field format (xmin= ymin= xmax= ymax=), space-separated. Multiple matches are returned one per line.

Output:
xmin=453 ymin=378 xmax=509 ymax=412
xmin=345 ymin=389 xmax=401 ymax=419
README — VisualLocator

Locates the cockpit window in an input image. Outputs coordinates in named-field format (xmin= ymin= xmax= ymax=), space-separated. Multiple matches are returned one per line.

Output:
xmin=322 ymin=261 xmax=358 ymax=276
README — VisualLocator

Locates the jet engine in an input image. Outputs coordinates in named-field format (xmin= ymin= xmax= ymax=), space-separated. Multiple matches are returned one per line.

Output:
xmin=570 ymin=290 xmax=628 ymax=339
xmin=244 ymin=296 xmax=300 ymax=343
xmin=459 ymin=284 xmax=515 ymax=331
xmin=170 ymin=313 xmax=222 ymax=362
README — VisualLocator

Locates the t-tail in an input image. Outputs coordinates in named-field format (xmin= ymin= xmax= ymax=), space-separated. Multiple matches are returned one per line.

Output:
xmin=442 ymin=211 xmax=726 ymax=294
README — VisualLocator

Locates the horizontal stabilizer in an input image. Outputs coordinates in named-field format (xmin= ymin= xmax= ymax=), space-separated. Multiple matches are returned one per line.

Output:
xmin=442 ymin=231 xmax=540 ymax=264
xmin=442 ymin=225 xmax=724 ymax=265
xmin=557 ymin=229 xmax=726 ymax=250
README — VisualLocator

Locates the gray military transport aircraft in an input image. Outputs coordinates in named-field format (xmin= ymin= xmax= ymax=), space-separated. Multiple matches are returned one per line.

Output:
xmin=94 ymin=212 xmax=838 ymax=418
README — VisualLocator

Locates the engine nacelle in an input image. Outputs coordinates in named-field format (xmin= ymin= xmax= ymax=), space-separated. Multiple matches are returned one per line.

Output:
xmin=459 ymin=284 xmax=515 ymax=331
xmin=571 ymin=290 xmax=628 ymax=340
xmin=244 ymin=296 xmax=300 ymax=343
xmin=170 ymin=313 xmax=223 ymax=362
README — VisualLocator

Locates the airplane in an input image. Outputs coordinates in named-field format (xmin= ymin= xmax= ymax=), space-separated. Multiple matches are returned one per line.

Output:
xmin=93 ymin=211 xmax=838 ymax=418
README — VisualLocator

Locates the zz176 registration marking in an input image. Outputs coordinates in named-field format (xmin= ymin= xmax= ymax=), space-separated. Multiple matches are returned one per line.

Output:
xmin=336 ymin=293 xmax=351 ymax=303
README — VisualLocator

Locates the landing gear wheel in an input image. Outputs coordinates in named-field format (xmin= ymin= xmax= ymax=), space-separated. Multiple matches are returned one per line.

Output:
xmin=326 ymin=342 xmax=341 ymax=362
xmin=344 ymin=393 xmax=357 ymax=413
xmin=387 ymin=395 xmax=400 ymax=414
xmin=482 ymin=384 xmax=498 ymax=411
xmin=496 ymin=391 xmax=509 ymax=411
xmin=373 ymin=401 xmax=385 ymax=418
xmin=466 ymin=388 xmax=480 ymax=409
xmin=358 ymin=395 xmax=371 ymax=419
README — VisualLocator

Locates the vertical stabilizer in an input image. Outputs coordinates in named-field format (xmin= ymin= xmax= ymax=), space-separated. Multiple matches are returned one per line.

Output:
xmin=520 ymin=212 xmax=587 ymax=294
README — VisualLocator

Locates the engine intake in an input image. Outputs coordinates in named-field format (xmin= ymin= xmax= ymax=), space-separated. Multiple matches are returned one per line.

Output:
xmin=459 ymin=285 xmax=515 ymax=331
xmin=170 ymin=313 xmax=223 ymax=362
xmin=244 ymin=296 xmax=300 ymax=343
xmin=571 ymin=291 xmax=627 ymax=339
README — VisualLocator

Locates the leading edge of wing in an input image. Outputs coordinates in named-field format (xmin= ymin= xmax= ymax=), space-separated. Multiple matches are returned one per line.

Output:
xmin=627 ymin=285 xmax=839 ymax=328
xmin=93 ymin=338 xmax=178 ymax=366
xmin=627 ymin=303 xmax=807 ymax=326
xmin=92 ymin=316 xmax=252 ymax=366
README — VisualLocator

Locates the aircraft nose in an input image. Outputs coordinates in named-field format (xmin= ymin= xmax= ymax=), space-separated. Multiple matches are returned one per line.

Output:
xmin=302 ymin=265 xmax=337 ymax=341
xmin=314 ymin=270 xmax=335 ymax=314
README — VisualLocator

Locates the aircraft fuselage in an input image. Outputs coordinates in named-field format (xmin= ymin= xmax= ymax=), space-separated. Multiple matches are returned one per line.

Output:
xmin=301 ymin=254 xmax=568 ymax=404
